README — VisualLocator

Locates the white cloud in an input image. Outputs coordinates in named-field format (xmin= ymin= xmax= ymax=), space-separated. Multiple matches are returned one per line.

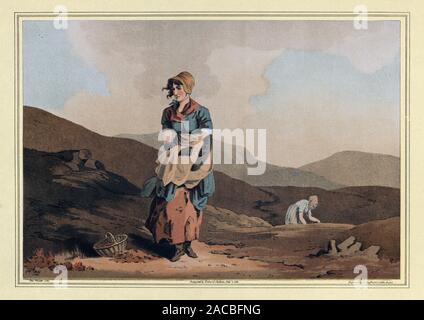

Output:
xmin=325 ymin=22 xmax=400 ymax=73
xmin=199 ymin=45 xmax=282 ymax=129
xmin=53 ymin=20 xmax=400 ymax=165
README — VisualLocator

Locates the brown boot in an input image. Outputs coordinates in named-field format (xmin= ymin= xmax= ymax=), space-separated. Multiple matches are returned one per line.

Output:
xmin=183 ymin=241 xmax=198 ymax=258
xmin=169 ymin=244 xmax=185 ymax=262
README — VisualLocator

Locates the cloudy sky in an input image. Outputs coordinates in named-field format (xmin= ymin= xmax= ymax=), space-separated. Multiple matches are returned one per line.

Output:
xmin=23 ymin=20 xmax=400 ymax=167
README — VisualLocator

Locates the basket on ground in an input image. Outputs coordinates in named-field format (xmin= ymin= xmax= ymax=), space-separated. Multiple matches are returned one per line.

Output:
xmin=93 ymin=232 xmax=128 ymax=257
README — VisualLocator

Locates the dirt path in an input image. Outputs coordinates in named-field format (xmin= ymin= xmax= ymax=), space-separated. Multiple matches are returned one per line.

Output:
xmin=67 ymin=223 xmax=398 ymax=280
xmin=70 ymin=242 xmax=279 ymax=279
xmin=29 ymin=222 xmax=400 ymax=280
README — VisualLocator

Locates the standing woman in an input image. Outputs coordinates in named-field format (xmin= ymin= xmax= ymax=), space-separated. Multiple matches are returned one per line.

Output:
xmin=141 ymin=71 xmax=215 ymax=262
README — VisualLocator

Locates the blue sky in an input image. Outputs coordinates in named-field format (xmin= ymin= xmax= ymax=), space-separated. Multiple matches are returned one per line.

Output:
xmin=251 ymin=50 xmax=400 ymax=107
xmin=23 ymin=21 xmax=109 ymax=109
xmin=250 ymin=49 xmax=399 ymax=120
xmin=21 ymin=20 xmax=400 ymax=166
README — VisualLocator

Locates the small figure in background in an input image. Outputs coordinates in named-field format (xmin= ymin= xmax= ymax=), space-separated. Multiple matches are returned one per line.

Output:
xmin=285 ymin=195 xmax=321 ymax=225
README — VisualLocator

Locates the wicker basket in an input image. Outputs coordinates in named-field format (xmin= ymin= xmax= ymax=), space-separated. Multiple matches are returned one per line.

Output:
xmin=93 ymin=232 xmax=128 ymax=257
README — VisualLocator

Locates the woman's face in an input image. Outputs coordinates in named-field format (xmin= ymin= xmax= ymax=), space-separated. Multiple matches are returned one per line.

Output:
xmin=309 ymin=200 xmax=318 ymax=209
xmin=172 ymin=83 xmax=187 ymax=102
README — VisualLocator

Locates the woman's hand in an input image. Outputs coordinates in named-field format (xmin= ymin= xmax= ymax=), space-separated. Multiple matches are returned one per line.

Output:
xmin=307 ymin=210 xmax=320 ymax=224
xmin=159 ymin=129 xmax=177 ymax=146
xmin=309 ymin=216 xmax=321 ymax=224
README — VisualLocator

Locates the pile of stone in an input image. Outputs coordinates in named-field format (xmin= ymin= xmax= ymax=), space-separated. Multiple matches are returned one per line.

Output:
xmin=319 ymin=236 xmax=380 ymax=260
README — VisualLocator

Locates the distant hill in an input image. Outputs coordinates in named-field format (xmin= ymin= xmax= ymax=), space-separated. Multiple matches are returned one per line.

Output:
xmin=24 ymin=106 xmax=399 ymax=227
xmin=299 ymin=151 xmax=400 ymax=188
xmin=115 ymin=133 xmax=343 ymax=190
xmin=23 ymin=106 xmax=283 ymax=223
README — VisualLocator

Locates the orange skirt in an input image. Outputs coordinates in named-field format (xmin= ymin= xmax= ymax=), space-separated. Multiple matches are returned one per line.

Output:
xmin=145 ymin=187 xmax=203 ymax=245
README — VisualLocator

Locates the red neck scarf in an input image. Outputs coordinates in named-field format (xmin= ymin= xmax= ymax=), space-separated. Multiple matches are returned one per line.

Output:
xmin=169 ymin=98 xmax=200 ymax=122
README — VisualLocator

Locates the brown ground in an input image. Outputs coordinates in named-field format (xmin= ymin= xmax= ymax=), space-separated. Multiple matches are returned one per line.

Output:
xmin=22 ymin=106 xmax=401 ymax=281
xmin=337 ymin=217 xmax=400 ymax=261
xmin=28 ymin=220 xmax=400 ymax=281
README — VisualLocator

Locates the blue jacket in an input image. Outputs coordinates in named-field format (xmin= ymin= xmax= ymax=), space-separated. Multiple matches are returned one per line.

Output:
xmin=140 ymin=99 xmax=215 ymax=213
